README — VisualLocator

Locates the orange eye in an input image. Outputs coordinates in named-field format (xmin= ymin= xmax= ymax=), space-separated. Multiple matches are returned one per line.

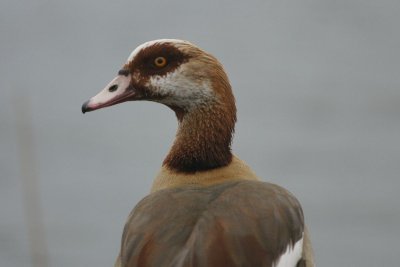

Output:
xmin=154 ymin=57 xmax=167 ymax=68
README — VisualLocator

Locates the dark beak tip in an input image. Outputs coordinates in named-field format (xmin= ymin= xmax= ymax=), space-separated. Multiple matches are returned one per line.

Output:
xmin=81 ymin=100 xmax=90 ymax=114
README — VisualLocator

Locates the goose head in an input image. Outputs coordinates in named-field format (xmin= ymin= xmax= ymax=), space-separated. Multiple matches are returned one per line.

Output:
xmin=82 ymin=39 xmax=236 ymax=172
xmin=82 ymin=39 xmax=235 ymax=119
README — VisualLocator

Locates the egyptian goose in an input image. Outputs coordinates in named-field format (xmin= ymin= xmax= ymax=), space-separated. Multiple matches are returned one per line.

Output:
xmin=82 ymin=39 xmax=314 ymax=267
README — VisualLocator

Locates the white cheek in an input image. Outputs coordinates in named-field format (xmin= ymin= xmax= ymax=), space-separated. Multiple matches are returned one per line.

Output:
xmin=148 ymin=67 xmax=215 ymax=109
xmin=273 ymin=234 xmax=304 ymax=267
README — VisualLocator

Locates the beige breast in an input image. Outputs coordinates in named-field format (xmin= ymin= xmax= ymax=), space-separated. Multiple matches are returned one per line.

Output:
xmin=151 ymin=155 xmax=260 ymax=192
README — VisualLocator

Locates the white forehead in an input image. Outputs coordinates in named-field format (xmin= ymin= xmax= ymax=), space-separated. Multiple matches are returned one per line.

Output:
xmin=127 ymin=39 xmax=191 ymax=62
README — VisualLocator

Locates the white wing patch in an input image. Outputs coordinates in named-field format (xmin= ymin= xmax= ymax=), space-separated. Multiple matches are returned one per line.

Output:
xmin=273 ymin=234 xmax=303 ymax=267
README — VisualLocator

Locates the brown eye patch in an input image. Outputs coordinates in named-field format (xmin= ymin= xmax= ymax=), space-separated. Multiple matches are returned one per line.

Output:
xmin=129 ymin=43 xmax=191 ymax=77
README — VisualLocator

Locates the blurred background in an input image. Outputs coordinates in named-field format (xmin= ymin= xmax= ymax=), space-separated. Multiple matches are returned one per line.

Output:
xmin=1 ymin=0 xmax=399 ymax=266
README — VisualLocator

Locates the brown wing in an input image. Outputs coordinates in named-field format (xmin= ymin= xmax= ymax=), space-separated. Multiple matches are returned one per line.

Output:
xmin=119 ymin=180 xmax=304 ymax=267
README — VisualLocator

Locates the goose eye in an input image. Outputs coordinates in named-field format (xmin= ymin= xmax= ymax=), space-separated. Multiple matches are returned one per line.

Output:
xmin=154 ymin=57 xmax=167 ymax=68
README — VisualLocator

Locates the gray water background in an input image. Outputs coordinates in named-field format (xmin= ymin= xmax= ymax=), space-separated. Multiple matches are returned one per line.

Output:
xmin=1 ymin=1 xmax=399 ymax=266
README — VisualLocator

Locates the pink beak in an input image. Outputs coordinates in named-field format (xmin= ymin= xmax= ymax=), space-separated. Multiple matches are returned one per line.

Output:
xmin=82 ymin=73 xmax=136 ymax=113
